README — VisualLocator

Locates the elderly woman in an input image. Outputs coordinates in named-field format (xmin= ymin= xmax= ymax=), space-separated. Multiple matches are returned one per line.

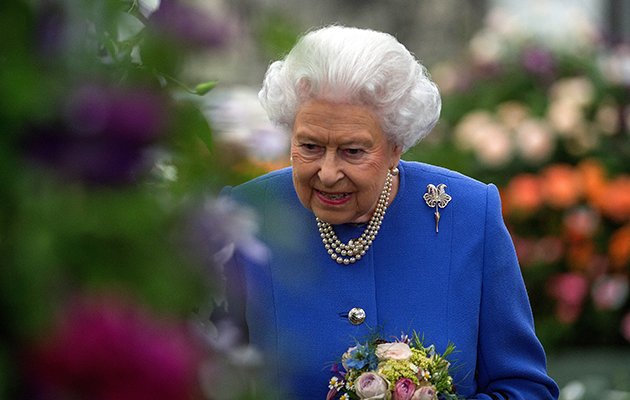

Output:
xmin=219 ymin=26 xmax=558 ymax=400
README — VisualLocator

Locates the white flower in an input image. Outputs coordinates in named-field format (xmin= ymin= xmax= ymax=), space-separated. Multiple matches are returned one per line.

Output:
xmin=547 ymin=99 xmax=584 ymax=136
xmin=474 ymin=122 xmax=513 ymax=167
xmin=375 ymin=342 xmax=413 ymax=360
xmin=516 ymin=119 xmax=555 ymax=164
xmin=454 ymin=110 xmax=494 ymax=151
xmin=330 ymin=377 xmax=342 ymax=390
xmin=202 ymin=87 xmax=289 ymax=160
xmin=410 ymin=363 xmax=419 ymax=373
xmin=549 ymin=77 xmax=595 ymax=108
xmin=469 ymin=29 xmax=504 ymax=65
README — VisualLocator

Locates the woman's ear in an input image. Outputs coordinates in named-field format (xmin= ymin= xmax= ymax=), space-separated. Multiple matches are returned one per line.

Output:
xmin=390 ymin=145 xmax=403 ymax=168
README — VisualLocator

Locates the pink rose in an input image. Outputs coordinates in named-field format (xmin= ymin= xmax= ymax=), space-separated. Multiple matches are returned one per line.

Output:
xmin=355 ymin=372 xmax=390 ymax=399
xmin=392 ymin=378 xmax=416 ymax=400
xmin=27 ymin=294 xmax=204 ymax=400
xmin=375 ymin=343 xmax=412 ymax=360
xmin=411 ymin=386 xmax=437 ymax=400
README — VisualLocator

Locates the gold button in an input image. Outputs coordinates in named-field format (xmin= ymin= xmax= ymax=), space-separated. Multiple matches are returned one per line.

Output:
xmin=348 ymin=307 xmax=366 ymax=325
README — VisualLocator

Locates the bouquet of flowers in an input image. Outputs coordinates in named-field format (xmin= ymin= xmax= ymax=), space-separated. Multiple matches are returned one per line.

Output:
xmin=326 ymin=332 xmax=460 ymax=400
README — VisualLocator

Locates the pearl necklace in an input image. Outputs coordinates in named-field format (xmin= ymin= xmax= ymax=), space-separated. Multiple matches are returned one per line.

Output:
xmin=316 ymin=171 xmax=394 ymax=264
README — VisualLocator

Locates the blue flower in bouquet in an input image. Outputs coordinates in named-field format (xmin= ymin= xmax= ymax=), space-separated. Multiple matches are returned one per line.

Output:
xmin=343 ymin=344 xmax=369 ymax=370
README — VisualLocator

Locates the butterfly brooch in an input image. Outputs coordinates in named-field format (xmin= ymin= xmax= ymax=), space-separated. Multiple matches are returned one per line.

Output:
xmin=423 ymin=184 xmax=451 ymax=233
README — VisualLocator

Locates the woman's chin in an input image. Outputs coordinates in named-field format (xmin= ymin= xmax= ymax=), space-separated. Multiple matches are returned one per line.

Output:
xmin=313 ymin=210 xmax=352 ymax=225
xmin=313 ymin=209 xmax=371 ymax=225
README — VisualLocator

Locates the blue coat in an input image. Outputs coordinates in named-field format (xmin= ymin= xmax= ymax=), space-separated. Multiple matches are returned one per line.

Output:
xmin=220 ymin=160 xmax=559 ymax=400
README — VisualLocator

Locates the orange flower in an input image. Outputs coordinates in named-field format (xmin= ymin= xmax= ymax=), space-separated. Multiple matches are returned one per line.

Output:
xmin=540 ymin=164 xmax=583 ymax=209
xmin=599 ymin=176 xmax=630 ymax=223
xmin=609 ymin=225 xmax=630 ymax=271
xmin=577 ymin=158 xmax=608 ymax=208
xmin=505 ymin=174 xmax=543 ymax=214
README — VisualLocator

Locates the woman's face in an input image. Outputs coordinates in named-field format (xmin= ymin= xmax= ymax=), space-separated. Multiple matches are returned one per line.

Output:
xmin=291 ymin=100 xmax=402 ymax=225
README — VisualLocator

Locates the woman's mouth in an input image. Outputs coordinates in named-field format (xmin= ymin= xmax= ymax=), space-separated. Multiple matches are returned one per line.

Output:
xmin=316 ymin=190 xmax=352 ymax=204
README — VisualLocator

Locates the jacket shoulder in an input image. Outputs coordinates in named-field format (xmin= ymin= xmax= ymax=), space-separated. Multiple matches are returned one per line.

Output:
xmin=401 ymin=160 xmax=492 ymax=197
xmin=226 ymin=167 xmax=295 ymax=206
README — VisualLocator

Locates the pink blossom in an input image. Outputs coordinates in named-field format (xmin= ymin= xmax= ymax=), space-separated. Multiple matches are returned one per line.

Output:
xmin=591 ymin=275 xmax=629 ymax=310
xmin=547 ymin=273 xmax=590 ymax=324
xmin=355 ymin=372 xmax=390 ymax=399
xmin=375 ymin=342 xmax=413 ymax=361
xmin=547 ymin=273 xmax=589 ymax=306
xmin=28 ymin=294 xmax=205 ymax=400
xmin=411 ymin=385 xmax=437 ymax=400
xmin=392 ymin=378 xmax=416 ymax=400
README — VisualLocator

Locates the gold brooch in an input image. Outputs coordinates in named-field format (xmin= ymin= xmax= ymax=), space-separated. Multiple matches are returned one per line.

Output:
xmin=423 ymin=184 xmax=451 ymax=232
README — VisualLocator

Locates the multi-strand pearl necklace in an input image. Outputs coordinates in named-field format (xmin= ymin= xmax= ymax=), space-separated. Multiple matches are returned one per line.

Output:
xmin=316 ymin=170 xmax=394 ymax=264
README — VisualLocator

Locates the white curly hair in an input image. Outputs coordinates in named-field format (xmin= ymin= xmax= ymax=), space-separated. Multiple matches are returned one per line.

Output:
xmin=258 ymin=25 xmax=441 ymax=151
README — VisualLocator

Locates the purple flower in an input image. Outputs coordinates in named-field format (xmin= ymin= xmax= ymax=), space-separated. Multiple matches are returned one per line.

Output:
xmin=24 ymin=127 xmax=146 ymax=184
xmin=148 ymin=0 xmax=233 ymax=48
xmin=184 ymin=197 xmax=267 ymax=268
xmin=27 ymin=293 xmax=205 ymax=400
xmin=522 ymin=47 xmax=556 ymax=80
xmin=179 ymin=197 xmax=267 ymax=310
xmin=326 ymin=387 xmax=338 ymax=400
xmin=330 ymin=363 xmax=346 ymax=378
xmin=64 ymin=84 xmax=167 ymax=143
xmin=393 ymin=378 xmax=416 ymax=400
xmin=22 ymin=83 xmax=168 ymax=185
xmin=35 ymin=2 xmax=66 ymax=57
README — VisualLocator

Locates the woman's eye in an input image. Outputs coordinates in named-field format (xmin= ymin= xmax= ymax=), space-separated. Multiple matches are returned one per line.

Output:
xmin=301 ymin=144 xmax=323 ymax=154
xmin=344 ymin=148 xmax=363 ymax=156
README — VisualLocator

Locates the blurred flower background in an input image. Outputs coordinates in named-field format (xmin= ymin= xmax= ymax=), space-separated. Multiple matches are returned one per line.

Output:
xmin=2 ymin=0 xmax=630 ymax=399
xmin=410 ymin=4 xmax=630 ymax=354
xmin=0 ymin=0 xmax=273 ymax=398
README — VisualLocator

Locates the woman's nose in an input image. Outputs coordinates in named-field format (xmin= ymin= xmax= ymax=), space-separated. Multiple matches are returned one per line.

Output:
xmin=318 ymin=151 xmax=343 ymax=186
